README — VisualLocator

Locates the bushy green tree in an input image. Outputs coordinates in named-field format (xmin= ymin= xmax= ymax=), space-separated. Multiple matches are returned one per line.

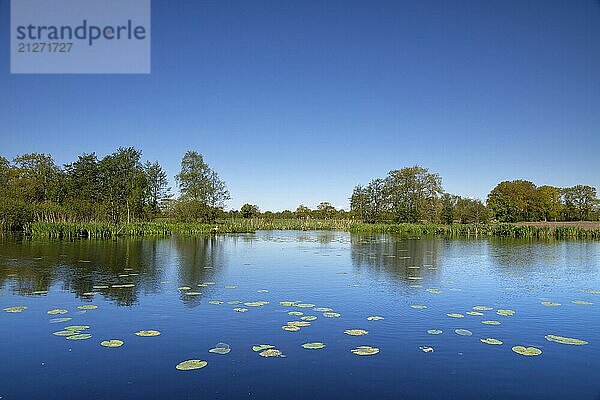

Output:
xmin=240 ymin=203 xmax=260 ymax=218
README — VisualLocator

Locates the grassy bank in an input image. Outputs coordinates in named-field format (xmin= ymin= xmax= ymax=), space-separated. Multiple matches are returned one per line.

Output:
xmin=20 ymin=219 xmax=600 ymax=239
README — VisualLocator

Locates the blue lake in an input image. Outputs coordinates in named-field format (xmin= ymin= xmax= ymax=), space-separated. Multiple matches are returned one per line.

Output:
xmin=1 ymin=231 xmax=599 ymax=399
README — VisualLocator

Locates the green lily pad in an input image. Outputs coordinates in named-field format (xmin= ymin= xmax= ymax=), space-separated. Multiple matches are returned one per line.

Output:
xmin=367 ymin=316 xmax=384 ymax=321
xmin=411 ymin=305 xmax=427 ymax=309
xmin=447 ymin=313 xmax=464 ymax=318
xmin=344 ymin=329 xmax=368 ymax=336
xmin=135 ymin=330 xmax=161 ymax=337
xmin=288 ymin=311 xmax=303 ymax=316
xmin=252 ymin=344 xmax=274 ymax=352
xmin=176 ymin=360 xmax=207 ymax=370
xmin=209 ymin=301 xmax=224 ymax=305
xmin=227 ymin=301 xmax=242 ymax=305
xmin=571 ymin=300 xmax=593 ymax=305
xmin=581 ymin=289 xmax=600 ymax=294
xmin=455 ymin=329 xmax=472 ymax=336
xmin=482 ymin=320 xmax=501 ymax=325
xmin=280 ymin=301 xmax=298 ymax=307
xmin=351 ymin=345 xmax=379 ymax=356
xmin=427 ymin=329 xmax=443 ymax=335
xmin=466 ymin=311 xmax=484 ymax=316
xmin=259 ymin=349 xmax=283 ymax=357
xmin=66 ymin=333 xmax=92 ymax=340
xmin=282 ymin=325 xmax=300 ymax=331
xmin=244 ymin=301 xmax=269 ymax=307
xmin=233 ymin=307 xmax=248 ymax=312
xmin=496 ymin=309 xmax=515 ymax=316
xmin=53 ymin=330 xmax=79 ymax=336
xmin=426 ymin=288 xmax=442 ymax=294
xmin=512 ymin=346 xmax=542 ymax=356
xmin=185 ymin=291 xmax=202 ymax=296
xmin=544 ymin=334 xmax=588 ymax=345
xmin=313 ymin=307 xmax=333 ymax=312
xmin=541 ymin=302 xmax=561 ymax=307
xmin=47 ymin=309 xmax=68 ymax=315
xmin=3 ymin=306 xmax=28 ymax=313
xmin=323 ymin=312 xmax=341 ymax=318
xmin=296 ymin=303 xmax=316 ymax=308
xmin=209 ymin=343 xmax=231 ymax=354
xmin=473 ymin=306 xmax=493 ymax=311
xmin=178 ymin=286 xmax=191 ymax=291
xmin=419 ymin=346 xmax=434 ymax=353
xmin=301 ymin=342 xmax=326 ymax=349
xmin=288 ymin=321 xmax=311 ymax=327
xmin=480 ymin=338 xmax=503 ymax=345
xmin=49 ymin=317 xmax=72 ymax=323
xmin=225 ymin=285 xmax=237 ymax=289
xmin=64 ymin=325 xmax=90 ymax=331
xmin=101 ymin=339 xmax=124 ymax=348
xmin=301 ymin=316 xmax=317 ymax=321
xmin=76 ymin=305 xmax=98 ymax=310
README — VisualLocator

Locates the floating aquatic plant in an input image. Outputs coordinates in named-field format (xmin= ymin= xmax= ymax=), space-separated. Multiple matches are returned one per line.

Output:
xmin=541 ymin=302 xmax=561 ymax=307
xmin=351 ymin=345 xmax=379 ymax=356
xmin=427 ymin=329 xmax=443 ymax=335
xmin=544 ymin=334 xmax=588 ymax=345
xmin=367 ymin=316 xmax=384 ymax=321
xmin=259 ymin=349 xmax=283 ymax=357
xmin=301 ymin=342 xmax=326 ymax=349
xmin=209 ymin=301 xmax=224 ymax=305
xmin=581 ymin=289 xmax=600 ymax=295
xmin=512 ymin=346 xmax=542 ymax=356
xmin=480 ymin=338 xmax=503 ymax=345
xmin=100 ymin=340 xmax=124 ymax=348
xmin=447 ymin=313 xmax=464 ymax=318
xmin=288 ymin=311 xmax=303 ymax=316
xmin=411 ymin=305 xmax=427 ymax=309
xmin=571 ymin=300 xmax=593 ymax=305
xmin=454 ymin=329 xmax=472 ymax=336
xmin=280 ymin=301 xmax=297 ymax=307
xmin=295 ymin=303 xmax=316 ymax=308
xmin=47 ymin=309 xmax=68 ymax=315
xmin=209 ymin=343 xmax=231 ymax=354
xmin=49 ymin=317 xmax=72 ymax=323
xmin=419 ymin=346 xmax=434 ymax=353
xmin=344 ymin=329 xmax=368 ymax=336
xmin=252 ymin=344 xmax=274 ymax=352
xmin=176 ymin=360 xmax=207 ymax=371
xmin=288 ymin=321 xmax=311 ymax=327
xmin=282 ymin=325 xmax=300 ymax=331
xmin=323 ymin=312 xmax=341 ymax=318
xmin=135 ymin=330 xmax=161 ymax=337
xmin=473 ymin=306 xmax=493 ymax=311
xmin=66 ymin=333 xmax=92 ymax=340
xmin=244 ymin=301 xmax=269 ymax=307
xmin=178 ymin=286 xmax=191 ymax=291
xmin=313 ymin=307 xmax=332 ymax=312
xmin=233 ymin=307 xmax=248 ymax=312
xmin=3 ymin=306 xmax=28 ymax=313
xmin=496 ymin=309 xmax=515 ymax=316
xmin=426 ymin=288 xmax=442 ymax=294
xmin=76 ymin=305 xmax=98 ymax=310
xmin=301 ymin=316 xmax=317 ymax=321
xmin=481 ymin=320 xmax=501 ymax=325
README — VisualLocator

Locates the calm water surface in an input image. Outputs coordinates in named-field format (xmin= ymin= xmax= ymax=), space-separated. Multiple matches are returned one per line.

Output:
xmin=1 ymin=231 xmax=599 ymax=400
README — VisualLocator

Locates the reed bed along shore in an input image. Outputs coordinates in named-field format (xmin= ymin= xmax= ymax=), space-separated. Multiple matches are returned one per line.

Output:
xmin=18 ymin=219 xmax=600 ymax=239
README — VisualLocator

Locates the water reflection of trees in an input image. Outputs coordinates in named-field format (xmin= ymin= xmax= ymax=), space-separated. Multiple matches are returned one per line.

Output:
xmin=350 ymin=234 xmax=443 ymax=282
xmin=0 ymin=235 xmax=224 ymax=307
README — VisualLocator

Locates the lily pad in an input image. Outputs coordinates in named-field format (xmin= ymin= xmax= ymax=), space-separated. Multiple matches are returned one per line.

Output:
xmin=411 ymin=305 xmax=427 ymax=309
xmin=323 ymin=312 xmax=341 ymax=318
xmin=296 ymin=303 xmax=316 ymax=308
xmin=351 ymin=345 xmax=379 ymax=356
xmin=288 ymin=321 xmax=311 ymax=327
xmin=3 ymin=306 xmax=28 ymax=313
xmin=313 ymin=307 xmax=333 ymax=312
xmin=233 ymin=307 xmax=248 ymax=312
xmin=288 ymin=311 xmax=303 ymax=316
xmin=455 ymin=329 xmax=472 ymax=336
xmin=419 ymin=346 xmax=434 ymax=353
xmin=447 ymin=313 xmax=464 ymax=318
xmin=64 ymin=325 xmax=90 ymax=331
xmin=282 ymin=325 xmax=300 ymax=331
xmin=176 ymin=360 xmax=207 ymax=371
xmin=512 ymin=346 xmax=542 ymax=356
xmin=280 ymin=301 xmax=297 ymax=307
xmin=581 ymin=289 xmax=600 ymax=295
xmin=53 ymin=330 xmax=79 ymax=336
xmin=135 ymin=330 xmax=161 ymax=337
xmin=301 ymin=316 xmax=317 ymax=321
xmin=473 ymin=306 xmax=493 ymax=311
xmin=481 ymin=320 xmax=501 ymax=325
xmin=209 ymin=343 xmax=231 ymax=354
xmin=178 ymin=286 xmax=191 ymax=291
xmin=301 ymin=342 xmax=326 ymax=349
xmin=101 ymin=339 xmax=124 ymax=348
xmin=66 ymin=333 xmax=93 ymax=340
xmin=49 ymin=317 xmax=72 ymax=323
xmin=252 ymin=344 xmax=274 ymax=352
xmin=571 ymin=300 xmax=593 ymax=305
xmin=47 ymin=309 xmax=68 ymax=315
xmin=259 ymin=349 xmax=283 ymax=357
xmin=209 ymin=301 xmax=224 ymax=305
xmin=541 ymin=301 xmax=561 ymax=307
xmin=544 ymin=334 xmax=588 ymax=345
xmin=185 ymin=291 xmax=202 ymax=296
xmin=367 ymin=316 xmax=384 ymax=321
xmin=227 ymin=301 xmax=242 ymax=305
xmin=244 ymin=301 xmax=269 ymax=307
xmin=77 ymin=305 xmax=98 ymax=310
xmin=496 ymin=309 xmax=515 ymax=316
xmin=466 ymin=311 xmax=484 ymax=316
xmin=344 ymin=329 xmax=368 ymax=336
xmin=480 ymin=338 xmax=503 ymax=345
xmin=427 ymin=329 xmax=443 ymax=335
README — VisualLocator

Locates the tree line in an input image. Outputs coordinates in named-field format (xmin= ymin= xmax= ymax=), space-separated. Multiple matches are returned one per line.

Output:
xmin=0 ymin=148 xmax=598 ymax=230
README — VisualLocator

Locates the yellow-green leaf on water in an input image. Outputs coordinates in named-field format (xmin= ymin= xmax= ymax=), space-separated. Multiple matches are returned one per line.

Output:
xmin=572 ymin=300 xmax=593 ymax=305
xmin=427 ymin=329 xmax=443 ymax=335
xmin=411 ymin=305 xmax=427 ymax=309
xmin=178 ymin=286 xmax=191 ymax=291
xmin=466 ymin=311 xmax=484 ymax=316
xmin=257 ymin=289 xmax=269 ymax=293
xmin=447 ymin=313 xmax=464 ymax=318
xmin=295 ymin=303 xmax=316 ymax=308
xmin=185 ymin=292 xmax=202 ymax=296
xmin=244 ymin=301 xmax=269 ymax=307
xmin=176 ymin=360 xmax=207 ymax=371
xmin=367 ymin=316 xmax=384 ymax=321
xmin=581 ymin=289 xmax=600 ymax=295
xmin=209 ymin=301 xmax=223 ymax=305
xmin=66 ymin=334 xmax=92 ymax=340
xmin=233 ymin=308 xmax=248 ymax=312
xmin=473 ymin=306 xmax=493 ymax=311
xmin=301 ymin=342 xmax=326 ymax=349
xmin=419 ymin=346 xmax=434 ymax=353
xmin=480 ymin=338 xmax=503 ymax=345
xmin=282 ymin=325 xmax=300 ymax=331
xmin=252 ymin=344 xmax=274 ymax=352
xmin=301 ymin=316 xmax=317 ymax=321
xmin=259 ymin=349 xmax=283 ymax=357
xmin=227 ymin=301 xmax=241 ymax=305
xmin=77 ymin=305 xmax=98 ymax=310
xmin=280 ymin=301 xmax=298 ymax=307
xmin=351 ymin=345 xmax=379 ymax=356
xmin=288 ymin=321 xmax=311 ymax=327
xmin=53 ymin=330 xmax=78 ymax=336
xmin=344 ymin=329 xmax=368 ymax=336
xmin=482 ymin=320 xmax=501 ymax=325
xmin=49 ymin=317 xmax=72 ymax=323
xmin=455 ymin=329 xmax=472 ymax=336
xmin=135 ymin=330 xmax=161 ymax=337
xmin=544 ymin=334 xmax=588 ymax=345
xmin=203 ymin=282 xmax=215 ymax=285
xmin=47 ymin=309 xmax=68 ymax=315
xmin=92 ymin=285 xmax=109 ymax=289
xmin=32 ymin=291 xmax=48 ymax=295
xmin=64 ymin=325 xmax=89 ymax=332
xmin=512 ymin=346 xmax=542 ymax=356
xmin=496 ymin=309 xmax=516 ymax=316
xmin=323 ymin=312 xmax=341 ymax=318
xmin=100 ymin=339 xmax=124 ymax=348
xmin=541 ymin=302 xmax=561 ymax=307
xmin=3 ymin=306 xmax=28 ymax=313
xmin=288 ymin=311 xmax=303 ymax=316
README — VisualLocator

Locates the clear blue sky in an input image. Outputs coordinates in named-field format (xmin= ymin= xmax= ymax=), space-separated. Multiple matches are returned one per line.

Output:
xmin=1 ymin=0 xmax=599 ymax=211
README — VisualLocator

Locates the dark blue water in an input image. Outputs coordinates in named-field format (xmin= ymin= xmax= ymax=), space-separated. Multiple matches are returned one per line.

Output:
xmin=1 ymin=232 xmax=599 ymax=400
